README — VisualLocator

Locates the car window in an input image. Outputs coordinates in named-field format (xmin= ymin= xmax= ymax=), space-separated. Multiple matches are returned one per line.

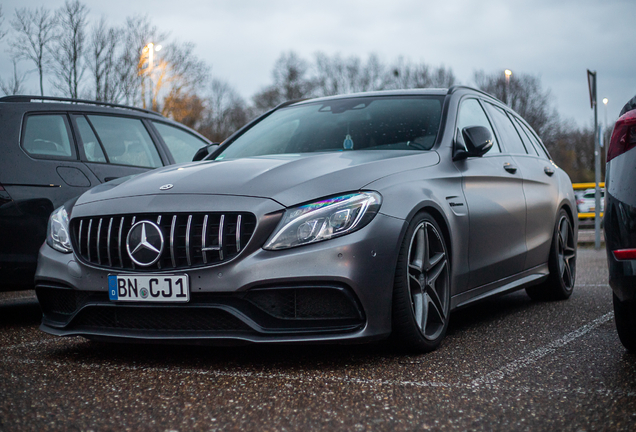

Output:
xmin=484 ymin=104 xmax=528 ymax=155
xmin=217 ymin=96 xmax=444 ymax=159
xmin=22 ymin=114 xmax=75 ymax=159
xmin=516 ymin=118 xmax=550 ymax=160
xmin=152 ymin=121 xmax=209 ymax=164
xmin=87 ymin=115 xmax=162 ymax=168
xmin=76 ymin=116 xmax=107 ymax=163
xmin=456 ymin=98 xmax=500 ymax=154
xmin=511 ymin=116 xmax=539 ymax=156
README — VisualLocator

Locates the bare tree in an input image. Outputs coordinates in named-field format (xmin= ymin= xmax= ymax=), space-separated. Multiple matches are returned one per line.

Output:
xmin=0 ymin=59 xmax=29 ymax=96
xmin=385 ymin=57 xmax=456 ymax=90
xmin=9 ymin=6 xmax=57 ymax=96
xmin=314 ymin=52 xmax=387 ymax=96
xmin=473 ymin=70 xmax=558 ymax=142
xmin=0 ymin=6 xmax=8 ymax=41
xmin=253 ymin=51 xmax=315 ymax=113
xmin=198 ymin=79 xmax=250 ymax=142
xmin=154 ymin=41 xmax=209 ymax=112
xmin=86 ymin=16 xmax=120 ymax=102
xmin=51 ymin=0 xmax=89 ymax=98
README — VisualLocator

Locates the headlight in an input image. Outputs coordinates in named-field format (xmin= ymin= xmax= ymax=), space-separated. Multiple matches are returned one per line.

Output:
xmin=264 ymin=192 xmax=382 ymax=250
xmin=47 ymin=206 xmax=72 ymax=253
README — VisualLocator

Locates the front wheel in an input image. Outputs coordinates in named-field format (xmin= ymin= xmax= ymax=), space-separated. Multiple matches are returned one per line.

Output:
xmin=391 ymin=212 xmax=451 ymax=353
xmin=526 ymin=209 xmax=576 ymax=301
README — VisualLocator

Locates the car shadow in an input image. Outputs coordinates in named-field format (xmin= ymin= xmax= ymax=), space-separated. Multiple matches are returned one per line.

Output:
xmin=0 ymin=299 xmax=42 ymax=327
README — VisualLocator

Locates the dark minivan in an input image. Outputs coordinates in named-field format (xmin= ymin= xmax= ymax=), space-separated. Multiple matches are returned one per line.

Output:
xmin=0 ymin=96 xmax=213 ymax=290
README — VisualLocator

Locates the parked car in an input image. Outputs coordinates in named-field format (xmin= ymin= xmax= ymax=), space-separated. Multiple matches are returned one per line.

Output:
xmin=0 ymin=96 xmax=213 ymax=290
xmin=35 ymin=87 xmax=577 ymax=352
xmin=576 ymin=188 xmax=605 ymax=213
xmin=604 ymin=102 xmax=636 ymax=351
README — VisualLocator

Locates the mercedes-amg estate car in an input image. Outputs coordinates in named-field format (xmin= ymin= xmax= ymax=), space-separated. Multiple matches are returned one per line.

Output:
xmin=35 ymin=87 xmax=577 ymax=352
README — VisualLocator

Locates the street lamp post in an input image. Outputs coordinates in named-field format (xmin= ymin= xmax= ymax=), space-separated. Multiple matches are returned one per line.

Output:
xmin=603 ymin=98 xmax=609 ymax=129
xmin=504 ymin=69 xmax=512 ymax=106
xmin=142 ymin=43 xmax=162 ymax=110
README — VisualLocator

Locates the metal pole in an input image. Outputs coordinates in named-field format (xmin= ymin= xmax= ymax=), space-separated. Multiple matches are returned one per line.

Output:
xmin=593 ymin=73 xmax=601 ymax=250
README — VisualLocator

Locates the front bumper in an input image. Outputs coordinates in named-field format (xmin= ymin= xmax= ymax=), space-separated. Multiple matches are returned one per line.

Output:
xmin=35 ymin=201 xmax=406 ymax=344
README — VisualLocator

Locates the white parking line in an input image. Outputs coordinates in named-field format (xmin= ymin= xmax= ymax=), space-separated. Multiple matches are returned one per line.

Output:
xmin=471 ymin=311 xmax=614 ymax=386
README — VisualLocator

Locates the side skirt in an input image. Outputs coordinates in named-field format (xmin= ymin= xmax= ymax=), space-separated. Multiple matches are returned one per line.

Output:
xmin=451 ymin=264 xmax=549 ymax=310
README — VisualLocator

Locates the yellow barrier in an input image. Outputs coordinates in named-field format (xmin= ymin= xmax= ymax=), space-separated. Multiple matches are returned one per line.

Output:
xmin=578 ymin=212 xmax=603 ymax=219
xmin=573 ymin=182 xmax=604 ymax=190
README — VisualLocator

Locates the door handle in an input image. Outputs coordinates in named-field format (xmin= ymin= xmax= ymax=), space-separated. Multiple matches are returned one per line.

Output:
xmin=544 ymin=166 xmax=555 ymax=176
xmin=104 ymin=177 xmax=119 ymax=182
xmin=503 ymin=162 xmax=517 ymax=174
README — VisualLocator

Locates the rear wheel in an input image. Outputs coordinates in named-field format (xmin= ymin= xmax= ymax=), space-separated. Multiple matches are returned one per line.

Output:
xmin=526 ymin=209 xmax=576 ymax=301
xmin=392 ymin=212 xmax=450 ymax=353
xmin=613 ymin=293 xmax=636 ymax=352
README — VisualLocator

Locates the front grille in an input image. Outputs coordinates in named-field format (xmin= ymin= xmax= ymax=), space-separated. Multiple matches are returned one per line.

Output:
xmin=71 ymin=306 xmax=251 ymax=332
xmin=71 ymin=212 xmax=256 ymax=271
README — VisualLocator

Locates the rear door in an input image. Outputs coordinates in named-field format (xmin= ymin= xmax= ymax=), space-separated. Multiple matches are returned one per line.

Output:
xmin=483 ymin=103 xmax=559 ymax=271
xmin=509 ymin=115 xmax=560 ymax=269
xmin=454 ymin=98 xmax=527 ymax=289
xmin=71 ymin=114 xmax=168 ymax=183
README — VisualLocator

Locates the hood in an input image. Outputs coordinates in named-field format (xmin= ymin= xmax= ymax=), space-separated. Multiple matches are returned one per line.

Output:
xmin=77 ymin=151 xmax=440 ymax=207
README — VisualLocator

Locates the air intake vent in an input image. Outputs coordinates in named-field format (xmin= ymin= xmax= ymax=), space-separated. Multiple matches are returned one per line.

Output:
xmin=71 ymin=212 xmax=256 ymax=271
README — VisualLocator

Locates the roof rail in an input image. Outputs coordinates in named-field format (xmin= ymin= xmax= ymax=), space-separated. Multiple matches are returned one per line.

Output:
xmin=447 ymin=85 xmax=505 ymax=104
xmin=0 ymin=95 xmax=164 ymax=117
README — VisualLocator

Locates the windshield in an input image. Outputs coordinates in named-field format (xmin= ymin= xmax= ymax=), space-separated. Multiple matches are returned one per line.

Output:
xmin=216 ymin=96 xmax=443 ymax=160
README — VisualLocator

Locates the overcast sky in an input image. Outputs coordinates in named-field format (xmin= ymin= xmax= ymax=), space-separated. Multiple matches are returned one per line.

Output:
xmin=1 ymin=0 xmax=634 ymax=129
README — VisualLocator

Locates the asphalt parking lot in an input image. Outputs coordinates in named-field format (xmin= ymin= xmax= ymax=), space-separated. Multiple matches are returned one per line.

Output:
xmin=1 ymin=246 xmax=635 ymax=431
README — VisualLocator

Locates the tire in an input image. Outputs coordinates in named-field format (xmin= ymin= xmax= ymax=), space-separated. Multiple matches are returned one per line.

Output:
xmin=391 ymin=212 xmax=451 ymax=353
xmin=526 ymin=209 xmax=576 ymax=301
xmin=613 ymin=293 xmax=636 ymax=352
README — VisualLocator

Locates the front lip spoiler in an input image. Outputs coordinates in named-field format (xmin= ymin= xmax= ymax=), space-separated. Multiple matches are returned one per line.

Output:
xmin=39 ymin=322 xmax=384 ymax=346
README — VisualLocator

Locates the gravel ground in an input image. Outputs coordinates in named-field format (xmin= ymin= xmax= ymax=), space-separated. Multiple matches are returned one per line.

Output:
xmin=1 ymin=247 xmax=634 ymax=431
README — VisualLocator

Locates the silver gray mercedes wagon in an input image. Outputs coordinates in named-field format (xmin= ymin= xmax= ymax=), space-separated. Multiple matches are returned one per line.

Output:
xmin=35 ymin=87 xmax=577 ymax=352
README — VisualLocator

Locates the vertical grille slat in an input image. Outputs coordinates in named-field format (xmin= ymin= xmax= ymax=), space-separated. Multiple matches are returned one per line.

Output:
xmin=72 ymin=212 xmax=255 ymax=272
xmin=218 ymin=215 xmax=225 ymax=261
xmin=106 ymin=218 xmax=113 ymax=267
xmin=78 ymin=220 xmax=83 ymax=256
xmin=236 ymin=215 xmax=242 ymax=252
xmin=202 ymin=215 xmax=209 ymax=264
xmin=186 ymin=215 xmax=193 ymax=267
xmin=118 ymin=217 xmax=124 ymax=268
xmin=170 ymin=215 xmax=177 ymax=268
xmin=87 ymin=219 xmax=93 ymax=262
xmin=96 ymin=218 xmax=103 ymax=265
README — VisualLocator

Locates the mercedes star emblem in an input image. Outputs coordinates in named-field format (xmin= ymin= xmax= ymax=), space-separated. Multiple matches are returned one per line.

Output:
xmin=126 ymin=221 xmax=164 ymax=266
xmin=159 ymin=184 xmax=174 ymax=190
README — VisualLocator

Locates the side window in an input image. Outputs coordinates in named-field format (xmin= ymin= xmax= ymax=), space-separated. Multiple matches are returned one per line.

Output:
xmin=484 ymin=104 xmax=528 ymax=155
xmin=152 ymin=121 xmax=209 ymax=164
xmin=456 ymin=98 xmax=500 ymax=154
xmin=87 ymin=115 xmax=162 ymax=168
xmin=22 ymin=114 xmax=75 ymax=159
xmin=76 ymin=116 xmax=107 ymax=163
xmin=515 ymin=118 xmax=551 ymax=160
xmin=511 ymin=116 xmax=539 ymax=156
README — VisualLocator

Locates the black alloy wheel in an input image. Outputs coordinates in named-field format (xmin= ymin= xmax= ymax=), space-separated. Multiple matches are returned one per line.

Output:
xmin=392 ymin=212 xmax=450 ymax=352
xmin=527 ymin=209 xmax=576 ymax=301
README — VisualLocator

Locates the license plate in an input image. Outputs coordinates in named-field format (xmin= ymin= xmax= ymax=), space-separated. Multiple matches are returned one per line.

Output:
xmin=108 ymin=274 xmax=189 ymax=302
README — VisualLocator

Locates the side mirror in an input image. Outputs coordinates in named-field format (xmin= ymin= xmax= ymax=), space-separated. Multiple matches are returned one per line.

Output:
xmin=453 ymin=126 xmax=493 ymax=160
xmin=192 ymin=143 xmax=220 ymax=162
